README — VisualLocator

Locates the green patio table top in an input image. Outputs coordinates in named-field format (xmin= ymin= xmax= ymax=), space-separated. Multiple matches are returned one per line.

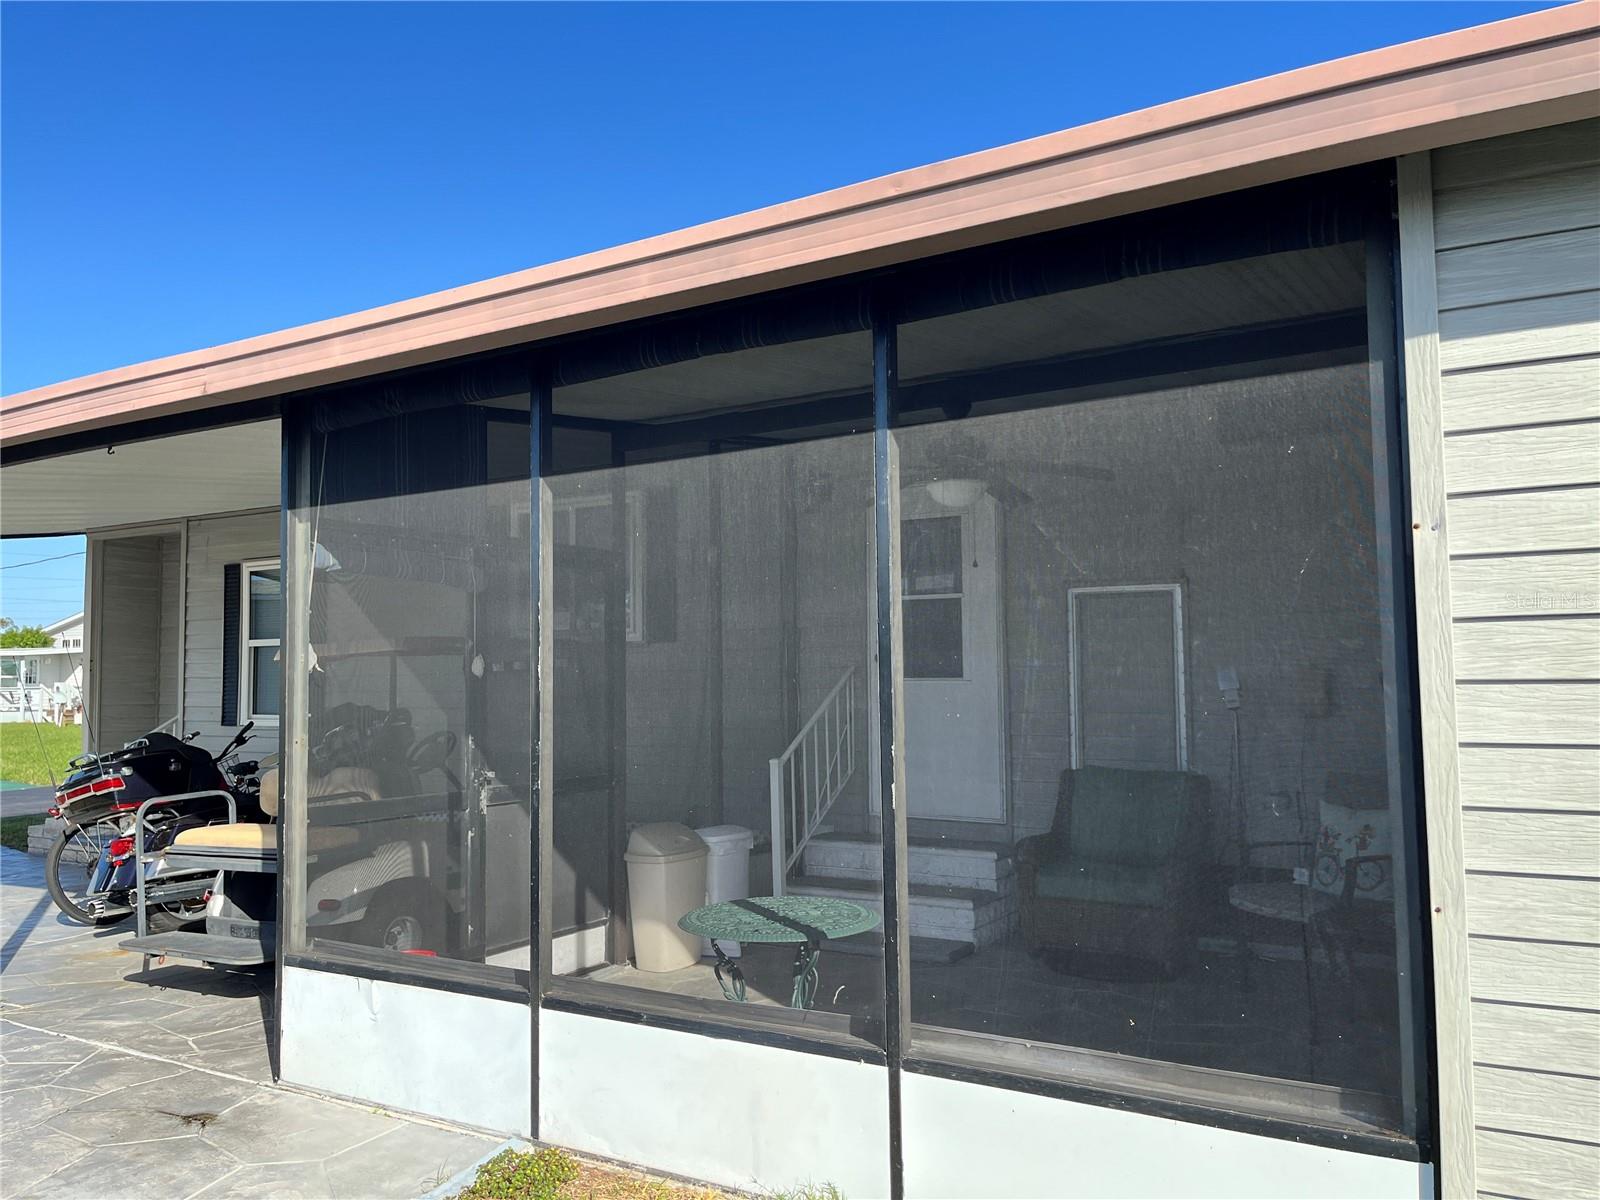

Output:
xmin=678 ymin=896 xmax=879 ymax=1008
xmin=678 ymin=895 xmax=879 ymax=944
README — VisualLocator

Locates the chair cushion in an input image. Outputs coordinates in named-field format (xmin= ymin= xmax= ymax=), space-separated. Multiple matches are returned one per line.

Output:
xmin=1035 ymin=860 xmax=1166 ymax=908
xmin=1058 ymin=766 xmax=1199 ymax=867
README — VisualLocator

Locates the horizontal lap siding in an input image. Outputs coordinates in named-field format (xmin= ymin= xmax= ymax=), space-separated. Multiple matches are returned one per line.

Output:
xmin=1433 ymin=120 xmax=1600 ymax=1198
xmin=1441 ymin=357 xmax=1600 ymax=430
xmin=184 ymin=511 xmax=279 ymax=757
xmin=93 ymin=537 xmax=165 ymax=748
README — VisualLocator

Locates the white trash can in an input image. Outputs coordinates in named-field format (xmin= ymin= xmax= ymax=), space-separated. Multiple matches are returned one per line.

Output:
xmin=624 ymin=823 xmax=708 ymax=973
xmin=695 ymin=824 xmax=755 ymax=958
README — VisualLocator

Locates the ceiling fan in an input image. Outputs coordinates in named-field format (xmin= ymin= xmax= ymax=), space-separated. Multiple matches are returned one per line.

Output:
xmin=899 ymin=425 xmax=1114 ymax=509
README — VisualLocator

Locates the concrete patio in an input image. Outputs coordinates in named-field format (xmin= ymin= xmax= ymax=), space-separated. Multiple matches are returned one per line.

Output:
xmin=0 ymin=847 xmax=497 ymax=1199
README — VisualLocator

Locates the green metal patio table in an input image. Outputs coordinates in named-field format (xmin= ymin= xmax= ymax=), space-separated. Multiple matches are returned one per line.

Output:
xmin=678 ymin=895 xmax=879 ymax=1009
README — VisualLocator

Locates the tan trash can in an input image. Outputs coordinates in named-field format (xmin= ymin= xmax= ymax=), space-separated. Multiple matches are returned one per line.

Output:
xmin=624 ymin=823 xmax=709 ymax=972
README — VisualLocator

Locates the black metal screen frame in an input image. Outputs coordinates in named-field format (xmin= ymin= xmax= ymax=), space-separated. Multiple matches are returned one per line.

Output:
xmin=257 ymin=162 xmax=1432 ymax=1183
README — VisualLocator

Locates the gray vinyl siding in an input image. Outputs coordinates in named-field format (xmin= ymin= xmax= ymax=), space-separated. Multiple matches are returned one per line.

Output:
xmin=91 ymin=535 xmax=168 ymax=749
xmin=157 ymin=533 xmax=182 ymax=724
xmin=183 ymin=510 xmax=280 ymax=757
xmin=1432 ymin=118 xmax=1600 ymax=1197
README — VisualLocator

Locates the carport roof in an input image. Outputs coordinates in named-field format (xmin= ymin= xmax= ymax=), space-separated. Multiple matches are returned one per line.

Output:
xmin=0 ymin=420 xmax=280 ymax=536
xmin=1 ymin=3 xmax=1596 ymax=455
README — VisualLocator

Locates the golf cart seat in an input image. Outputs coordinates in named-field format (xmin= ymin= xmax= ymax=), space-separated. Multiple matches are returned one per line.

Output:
xmin=168 ymin=767 xmax=368 ymax=862
xmin=174 ymin=822 xmax=277 ymax=851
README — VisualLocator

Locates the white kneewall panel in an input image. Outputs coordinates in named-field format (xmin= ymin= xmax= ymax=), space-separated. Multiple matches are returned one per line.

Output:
xmin=902 ymin=1072 xmax=1430 ymax=1200
xmin=280 ymin=965 xmax=530 ymax=1136
xmin=541 ymin=1007 xmax=890 ymax=1198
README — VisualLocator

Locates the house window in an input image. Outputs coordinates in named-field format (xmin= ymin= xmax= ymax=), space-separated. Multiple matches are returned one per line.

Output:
xmin=902 ymin=516 xmax=964 ymax=679
xmin=553 ymin=493 xmax=645 ymax=642
xmin=241 ymin=559 xmax=282 ymax=723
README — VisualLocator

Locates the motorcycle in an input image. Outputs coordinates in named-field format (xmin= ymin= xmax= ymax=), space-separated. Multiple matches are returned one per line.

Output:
xmin=45 ymin=722 xmax=268 ymax=930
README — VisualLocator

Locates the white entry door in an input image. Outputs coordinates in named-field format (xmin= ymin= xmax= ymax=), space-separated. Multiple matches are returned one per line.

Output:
xmin=871 ymin=485 xmax=1007 ymax=823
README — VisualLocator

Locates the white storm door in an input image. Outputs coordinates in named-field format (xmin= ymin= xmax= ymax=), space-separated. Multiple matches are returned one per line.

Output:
xmin=872 ymin=489 xmax=1007 ymax=823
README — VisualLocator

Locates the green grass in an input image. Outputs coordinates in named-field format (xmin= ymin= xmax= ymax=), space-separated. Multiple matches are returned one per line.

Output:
xmin=0 ymin=722 xmax=82 ymax=786
xmin=0 ymin=814 xmax=48 ymax=852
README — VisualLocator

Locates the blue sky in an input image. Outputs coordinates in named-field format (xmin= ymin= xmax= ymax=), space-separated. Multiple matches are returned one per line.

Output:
xmin=0 ymin=0 xmax=1559 ymax=623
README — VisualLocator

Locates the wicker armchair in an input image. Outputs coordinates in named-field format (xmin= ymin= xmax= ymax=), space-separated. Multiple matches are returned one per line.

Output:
xmin=1016 ymin=766 xmax=1211 ymax=974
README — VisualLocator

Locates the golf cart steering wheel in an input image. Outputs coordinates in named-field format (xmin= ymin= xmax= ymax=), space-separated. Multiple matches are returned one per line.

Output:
xmin=406 ymin=729 xmax=458 ymax=778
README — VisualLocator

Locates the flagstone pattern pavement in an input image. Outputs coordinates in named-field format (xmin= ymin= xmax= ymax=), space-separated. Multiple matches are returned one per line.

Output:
xmin=1 ymin=847 xmax=497 ymax=1199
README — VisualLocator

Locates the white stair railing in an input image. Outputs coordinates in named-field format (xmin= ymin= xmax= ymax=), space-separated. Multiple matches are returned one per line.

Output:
xmin=770 ymin=666 xmax=857 ymax=897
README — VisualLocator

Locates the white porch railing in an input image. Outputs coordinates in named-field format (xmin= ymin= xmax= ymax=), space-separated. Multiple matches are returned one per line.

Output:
xmin=770 ymin=666 xmax=857 ymax=897
xmin=0 ymin=686 xmax=80 ymax=726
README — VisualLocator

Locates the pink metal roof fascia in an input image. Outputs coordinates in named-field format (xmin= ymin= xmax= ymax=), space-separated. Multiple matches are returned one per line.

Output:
xmin=3 ymin=2 xmax=1597 ymax=449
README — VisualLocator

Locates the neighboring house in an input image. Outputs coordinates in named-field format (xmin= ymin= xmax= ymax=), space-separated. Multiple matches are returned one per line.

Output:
xmin=44 ymin=611 xmax=84 ymax=651
xmin=0 ymin=8 xmax=1596 ymax=1199
xmin=0 ymin=612 xmax=85 ymax=726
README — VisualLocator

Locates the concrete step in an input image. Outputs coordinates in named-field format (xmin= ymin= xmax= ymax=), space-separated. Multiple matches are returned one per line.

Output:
xmin=787 ymin=872 xmax=1016 ymax=948
xmin=802 ymin=834 xmax=1012 ymax=892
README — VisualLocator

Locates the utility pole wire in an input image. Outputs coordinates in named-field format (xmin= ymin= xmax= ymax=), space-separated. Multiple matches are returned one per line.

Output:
xmin=2 ymin=551 xmax=86 ymax=570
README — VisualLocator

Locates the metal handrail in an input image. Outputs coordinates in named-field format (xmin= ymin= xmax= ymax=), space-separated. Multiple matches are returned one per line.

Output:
xmin=131 ymin=789 xmax=237 ymax=939
xmin=769 ymin=666 xmax=857 ymax=897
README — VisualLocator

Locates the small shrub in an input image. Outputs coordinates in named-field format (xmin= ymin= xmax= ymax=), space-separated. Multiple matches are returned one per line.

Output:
xmin=457 ymin=1147 xmax=581 ymax=1200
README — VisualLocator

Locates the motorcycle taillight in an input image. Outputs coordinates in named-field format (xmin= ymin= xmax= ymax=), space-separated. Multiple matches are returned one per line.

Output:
xmin=60 ymin=776 xmax=127 ymax=805
xmin=107 ymin=836 xmax=135 ymax=862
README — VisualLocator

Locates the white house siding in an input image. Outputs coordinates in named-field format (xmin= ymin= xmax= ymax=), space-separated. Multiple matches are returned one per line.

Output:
xmin=183 ymin=510 xmax=280 ymax=757
xmin=1431 ymin=119 xmax=1600 ymax=1198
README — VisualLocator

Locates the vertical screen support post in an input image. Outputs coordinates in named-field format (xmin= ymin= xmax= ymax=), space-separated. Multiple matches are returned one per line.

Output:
xmin=530 ymin=356 xmax=554 ymax=1140
xmin=873 ymin=296 xmax=909 ymax=1200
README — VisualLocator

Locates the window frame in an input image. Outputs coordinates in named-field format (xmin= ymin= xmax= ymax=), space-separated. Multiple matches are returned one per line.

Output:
xmin=551 ymin=491 xmax=646 ymax=642
xmin=272 ymin=165 xmax=1429 ymax=1158
xmin=884 ymin=167 xmax=1426 ymax=1151
xmin=900 ymin=511 xmax=970 ymax=682
xmin=239 ymin=556 xmax=282 ymax=726
xmin=1066 ymin=582 xmax=1189 ymax=772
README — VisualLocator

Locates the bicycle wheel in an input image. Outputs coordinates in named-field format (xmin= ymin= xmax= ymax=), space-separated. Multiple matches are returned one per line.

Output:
xmin=45 ymin=818 xmax=125 ymax=926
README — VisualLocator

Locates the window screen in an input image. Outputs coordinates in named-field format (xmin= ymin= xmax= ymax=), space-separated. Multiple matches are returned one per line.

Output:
xmin=894 ymin=226 xmax=1418 ymax=1134
xmin=294 ymin=369 xmax=532 ymax=980
xmin=547 ymin=293 xmax=883 ymax=1043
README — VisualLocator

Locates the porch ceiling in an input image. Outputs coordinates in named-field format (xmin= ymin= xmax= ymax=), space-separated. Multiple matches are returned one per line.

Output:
xmin=0 ymin=419 xmax=279 ymax=536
